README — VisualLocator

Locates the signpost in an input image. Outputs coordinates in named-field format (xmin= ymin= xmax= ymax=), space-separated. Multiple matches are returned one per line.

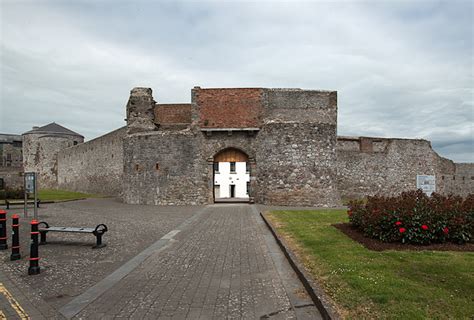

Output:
xmin=416 ymin=175 xmax=436 ymax=196
xmin=24 ymin=172 xmax=38 ymax=219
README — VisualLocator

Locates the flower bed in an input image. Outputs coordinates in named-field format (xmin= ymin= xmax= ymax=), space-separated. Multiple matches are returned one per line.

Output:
xmin=348 ymin=190 xmax=474 ymax=244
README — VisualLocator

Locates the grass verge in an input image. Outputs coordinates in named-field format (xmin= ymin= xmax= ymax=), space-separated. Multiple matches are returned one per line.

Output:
xmin=267 ymin=210 xmax=474 ymax=319
xmin=37 ymin=189 xmax=104 ymax=201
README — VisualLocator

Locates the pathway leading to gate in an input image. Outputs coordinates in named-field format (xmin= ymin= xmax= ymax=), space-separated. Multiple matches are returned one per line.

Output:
xmin=67 ymin=204 xmax=321 ymax=319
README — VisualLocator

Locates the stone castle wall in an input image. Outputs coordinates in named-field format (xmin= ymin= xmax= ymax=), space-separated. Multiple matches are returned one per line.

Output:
xmin=57 ymin=127 xmax=126 ymax=196
xmin=122 ymin=87 xmax=341 ymax=206
xmin=0 ymin=167 xmax=23 ymax=189
xmin=23 ymin=133 xmax=83 ymax=189
xmin=37 ymin=86 xmax=471 ymax=205
xmin=336 ymin=136 xmax=473 ymax=199
xmin=437 ymin=163 xmax=474 ymax=197
xmin=255 ymin=89 xmax=340 ymax=206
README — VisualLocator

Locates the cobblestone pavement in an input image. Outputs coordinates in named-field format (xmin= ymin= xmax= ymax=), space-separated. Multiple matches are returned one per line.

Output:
xmin=75 ymin=204 xmax=320 ymax=319
xmin=1 ymin=200 xmax=320 ymax=319
xmin=0 ymin=199 xmax=199 ymax=317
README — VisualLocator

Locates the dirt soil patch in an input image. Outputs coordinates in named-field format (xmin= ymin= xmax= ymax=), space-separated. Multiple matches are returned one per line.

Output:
xmin=334 ymin=223 xmax=474 ymax=252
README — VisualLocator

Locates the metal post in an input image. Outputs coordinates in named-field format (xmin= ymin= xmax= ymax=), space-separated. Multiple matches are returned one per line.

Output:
xmin=33 ymin=173 xmax=38 ymax=221
xmin=24 ymin=174 xmax=28 ymax=219
xmin=28 ymin=219 xmax=40 ymax=275
xmin=10 ymin=214 xmax=20 ymax=261
xmin=0 ymin=210 xmax=7 ymax=250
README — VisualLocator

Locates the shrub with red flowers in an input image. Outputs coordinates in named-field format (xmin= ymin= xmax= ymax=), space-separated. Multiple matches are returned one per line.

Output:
xmin=348 ymin=190 xmax=474 ymax=245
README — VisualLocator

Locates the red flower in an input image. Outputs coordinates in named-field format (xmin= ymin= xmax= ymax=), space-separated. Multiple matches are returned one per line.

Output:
xmin=421 ymin=225 xmax=429 ymax=230
xmin=395 ymin=221 xmax=402 ymax=226
xmin=443 ymin=227 xmax=449 ymax=234
xmin=348 ymin=210 xmax=353 ymax=216
xmin=399 ymin=228 xmax=406 ymax=233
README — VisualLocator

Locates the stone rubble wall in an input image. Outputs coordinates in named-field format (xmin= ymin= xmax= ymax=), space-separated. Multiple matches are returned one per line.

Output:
xmin=437 ymin=163 xmax=474 ymax=197
xmin=22 ymin=133 xmax=83 ymax=189
xmin=57 ymin=127 xmax=126 ymax=196
xmin=336 ymin=136 xmax=472 ymax=200
xmin=123 ymin=87 xmax=341 ymax=206
xmin=0 ymin=141 xmax=23 ymax=167
xmin=126 ymin=87 xmax=157 ymax=134
xmin=123 ymin=129 xmax=208 ymax=205
xmin=255 ymin=89 xmax=340 ymax=206
xmin=0 ymin=167 xmax=23 ymax=189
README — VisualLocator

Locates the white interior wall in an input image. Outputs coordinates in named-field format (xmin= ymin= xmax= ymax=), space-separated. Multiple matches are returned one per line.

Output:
xmin=214 ymin=162 xmax=249 ymax=198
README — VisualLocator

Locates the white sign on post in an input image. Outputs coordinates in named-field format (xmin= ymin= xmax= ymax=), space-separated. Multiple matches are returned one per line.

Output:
xmin=25 ymin=173 xmax=35 ymax=193
xmin=24 ymin=172 xmax=38 ymax=219
xmin=416 ymin=175 xmax=436 ymax=196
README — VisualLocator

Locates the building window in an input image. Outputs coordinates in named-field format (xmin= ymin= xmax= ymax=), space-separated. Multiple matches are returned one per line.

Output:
xmin=246 ymin=162 xmax=250 ymax=173
xmin=246 ymin=182 xmax=250 ymax=195
xmin=6 ymin=153 xmax=11 ymax=161
xmin=230 ymin=162 xmax=236 ymax=173
xmin=214 ymin=162 xmax=219 ymax=173
xmin=73 ymin=141 xmax=78 ymax=145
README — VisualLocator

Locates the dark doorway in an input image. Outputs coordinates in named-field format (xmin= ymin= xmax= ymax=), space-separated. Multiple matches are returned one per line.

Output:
xmin=230 ymin=185 xmax=235 ymax=198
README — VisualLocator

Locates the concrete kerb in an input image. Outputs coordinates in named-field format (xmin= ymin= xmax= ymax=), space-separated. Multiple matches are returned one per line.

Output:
xmin=260 ymin=211 xmax=340 ymax=320
xmin=1 ymin=198 xmax=88 ymax=208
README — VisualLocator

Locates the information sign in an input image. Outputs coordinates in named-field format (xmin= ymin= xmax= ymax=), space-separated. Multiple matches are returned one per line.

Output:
xmin=416 ymin=175 xmax=436 ymax=196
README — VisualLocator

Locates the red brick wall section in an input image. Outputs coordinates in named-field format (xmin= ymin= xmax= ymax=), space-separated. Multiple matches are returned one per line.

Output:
xmin=197 ymin=88 xmax=263 ymax=128
xmin=154 ymin=104 xmax=192 ymax=125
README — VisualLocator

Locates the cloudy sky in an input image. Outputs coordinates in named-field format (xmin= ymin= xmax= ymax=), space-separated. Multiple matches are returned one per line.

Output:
xmin=1 ymin=0 xmax=472 ymax=162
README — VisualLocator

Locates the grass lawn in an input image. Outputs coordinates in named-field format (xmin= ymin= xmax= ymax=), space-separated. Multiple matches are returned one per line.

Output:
xmin=37 ymin=189 xmax=103 ymax=201
xmin=267 ymin=210 xmax=474 ymax=319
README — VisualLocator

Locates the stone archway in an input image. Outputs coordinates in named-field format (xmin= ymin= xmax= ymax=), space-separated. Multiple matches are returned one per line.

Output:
xmin=212 ymin=148 xmax=251 ymax=203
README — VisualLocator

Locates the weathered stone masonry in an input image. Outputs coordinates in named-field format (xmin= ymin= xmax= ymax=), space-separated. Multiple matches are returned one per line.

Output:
xmin=57 ymin=127 xmax=126 ymax=196
xmin=21 ymin=86 xmax=473 ymax=206
xmin=122 ymin=87 xmax=341 ymax=206
xmin=23 ymin=124 xmax=84 ymax=189
xmin=336 ymin=136 xmax=473 ymax=199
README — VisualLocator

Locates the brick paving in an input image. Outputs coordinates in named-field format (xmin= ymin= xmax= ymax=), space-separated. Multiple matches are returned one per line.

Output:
xmin=75 ymin=204 xmax=319 ymax=319
xmin=1 ymin=200 xmax=320 ymax=319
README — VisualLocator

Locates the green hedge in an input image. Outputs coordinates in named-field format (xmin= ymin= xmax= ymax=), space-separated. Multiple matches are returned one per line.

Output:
xmin=348 ymin=190 xmax=474 ymax=244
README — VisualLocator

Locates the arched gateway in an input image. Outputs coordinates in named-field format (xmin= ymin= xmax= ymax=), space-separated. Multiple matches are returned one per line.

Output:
xmin=123 ymin=87 xmax=342 ymax=207
xmin=213 ymin=148 xmax=250 ymax=203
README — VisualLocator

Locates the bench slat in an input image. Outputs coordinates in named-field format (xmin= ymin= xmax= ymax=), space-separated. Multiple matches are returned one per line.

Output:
xmin=40 ymin=227 xmax=95 ymax=233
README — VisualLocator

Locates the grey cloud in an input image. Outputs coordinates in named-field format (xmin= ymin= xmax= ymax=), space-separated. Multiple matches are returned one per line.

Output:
xmin=0 ymin=0 xmax=472 ymax=162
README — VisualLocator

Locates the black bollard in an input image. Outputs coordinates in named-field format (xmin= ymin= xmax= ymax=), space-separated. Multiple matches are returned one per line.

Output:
xmin=10 ymin=214 xmax=21 ymax=261
xmin=0 ymin=209 xmax=7 ymax=250
xmin=28 ymin=219 xmax=40 ymax=275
